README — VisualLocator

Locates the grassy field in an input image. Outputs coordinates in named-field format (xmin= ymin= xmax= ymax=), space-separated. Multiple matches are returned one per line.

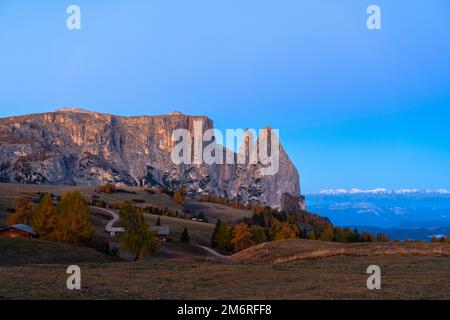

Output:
xmin=0 ymin=183 xmax=184 ymax=211
xmin=233 ymin=239 xmax=450 ymax=264
xmin=0 ymin=238 xmax=449 ymax=299
xmin=0 ymin=239 xmax=450 ymax=300
xmin=185 ymin=199 xmax=253 ymax=224
xmin=1 ymin=183 xmax=450 ymax=300
xmin=0 ymin=254 xmax=449 ymax=300
xmin=0 ymin=238 xmax=118 ymax=266
xmin=144 ymin=214 xmax=215 ymax=246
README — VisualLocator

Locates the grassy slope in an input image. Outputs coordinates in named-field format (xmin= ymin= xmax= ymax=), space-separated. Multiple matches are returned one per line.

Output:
xmin=0 ymin=183 xmax=184 ymax=212
xmin=144 ymin=214 xmax=215 ymax=246
xmin=233 ymin=239 xmax=450 ymax=264
xmin=0 ymin=238 xmax=117 ymax=266
xmin=185 ymin=199 xmax=253 ymax=224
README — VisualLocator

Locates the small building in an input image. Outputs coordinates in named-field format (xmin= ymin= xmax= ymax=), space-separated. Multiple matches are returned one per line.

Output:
xmin=149 ymin=226 xmax=170 ymax=241
xmin=0 ymin=224 xmax=39 ymax=239
xmin=109 ymin=227 xmax=125 ymax=238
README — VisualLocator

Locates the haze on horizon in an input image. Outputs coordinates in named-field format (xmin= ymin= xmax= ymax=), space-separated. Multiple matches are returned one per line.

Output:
xmin=0 ymin=0 xmax=449 ymax=193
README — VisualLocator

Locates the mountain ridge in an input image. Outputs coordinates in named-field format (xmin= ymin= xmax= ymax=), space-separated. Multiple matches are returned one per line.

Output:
xmin=0 ymin=108 xmax=303 ymax=209
xmin=314 ymin=188 xmax=450 ymax=195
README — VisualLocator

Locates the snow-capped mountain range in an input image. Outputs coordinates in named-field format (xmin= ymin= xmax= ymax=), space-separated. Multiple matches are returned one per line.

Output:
xmin=315 ymin=188 xmax=450 ymax=195
xmin=306 ymin=188 xmax=450 ymax=240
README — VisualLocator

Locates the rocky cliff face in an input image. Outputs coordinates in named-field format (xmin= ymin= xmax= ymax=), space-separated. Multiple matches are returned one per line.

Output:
xmin=0 ymin=109 xmax=302 ymax=208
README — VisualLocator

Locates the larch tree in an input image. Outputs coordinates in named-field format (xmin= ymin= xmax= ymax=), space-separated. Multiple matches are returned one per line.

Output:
xmin=274 ymin=222 xmax=297 ymax=241
xmin=57 ymin=191 xmax=94 ymax=246
xmin=7 ymin=196 xmax=34 ymax=225
xmin=320 ymin=224 xmax=335 ymax=242
xmin=32 ymin=193 xmax=58 ymax=240
xmin=118 ymin=203 xmax=160 ymax=261
xmin=173 ymin=187 xmax=186 ymax=206
xmin=230 ymin=223 xmax=255 ymax=253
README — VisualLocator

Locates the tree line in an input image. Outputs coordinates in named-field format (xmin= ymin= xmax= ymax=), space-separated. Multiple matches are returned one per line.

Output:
xmin=7 ymin=192 xmax=94 ymax=246
xmin=211 ymin=207 xmax=391 ymax=254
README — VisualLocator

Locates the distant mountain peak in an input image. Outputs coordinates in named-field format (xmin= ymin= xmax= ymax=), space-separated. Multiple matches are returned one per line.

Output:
xmin=316 ymin=188 xmax=450 ymax=195
xmin=56 ymin=107 xmax=95 ymax=114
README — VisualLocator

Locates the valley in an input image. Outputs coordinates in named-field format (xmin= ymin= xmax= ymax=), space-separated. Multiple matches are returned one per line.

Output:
xmin=1 ymin=183 xmax=449 ymax=300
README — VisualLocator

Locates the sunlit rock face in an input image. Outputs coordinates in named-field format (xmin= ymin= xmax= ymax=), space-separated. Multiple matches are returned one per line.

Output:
xmin=0 ymin=109 xmax=302 ymax=208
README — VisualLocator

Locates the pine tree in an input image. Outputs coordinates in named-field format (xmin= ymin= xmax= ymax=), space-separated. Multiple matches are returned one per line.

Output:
xmin=250 ymin=226 xmax=266 ymax=244
xmin=7 ymin=196 xmax=34 ymax=225
xmin=156 ymin=217 xmax=161 ymax=226
xmin=211 ymin=219 xmax=232 ymax=253
xmin=32 ymin=193 xmax=58 ymax=240
xmin=211 ymin=219 xmax=222 ymax=247
xmin=180 ymin=227 xmax=190 ymax=243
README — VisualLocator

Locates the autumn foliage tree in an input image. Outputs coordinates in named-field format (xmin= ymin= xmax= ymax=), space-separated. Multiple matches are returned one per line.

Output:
xmin=274 ymin=222 xmax=297 ymax=241
xmin=7 ymin=196 xmax=34 ymax=225
xmin=32 ymin=193 xmax=58 ymax=240
xmin=230 ymin=224 xmax=255 ymax=253
xmin=320 ymin=224 xmax=335 ymax=242
xmin=173 ymin=187 xmax=186 ymax=206
xmin=55 ymin=191 xmax=94 ymax=246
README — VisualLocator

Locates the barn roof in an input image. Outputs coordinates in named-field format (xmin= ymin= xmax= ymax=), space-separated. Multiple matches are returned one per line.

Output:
xmin=149 ymin=226 xmax=170 ymax=236
xmin=0 ymin=224 xmax=38 ymax=236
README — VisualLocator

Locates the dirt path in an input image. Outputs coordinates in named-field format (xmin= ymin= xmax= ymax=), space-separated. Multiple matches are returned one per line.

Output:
xmin=90 ymin=207 xmax=120 ymax=232
xmin=196 ymin=245 xmax=229 ymax=258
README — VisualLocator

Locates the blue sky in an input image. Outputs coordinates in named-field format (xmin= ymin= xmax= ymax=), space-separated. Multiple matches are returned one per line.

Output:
xmin=0 ymin=1 xmax=449 ymax=193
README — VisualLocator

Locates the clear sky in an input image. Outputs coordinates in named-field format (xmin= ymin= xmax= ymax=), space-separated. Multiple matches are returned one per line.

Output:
xmin=0 ymin=1 xmax=449 ymax=193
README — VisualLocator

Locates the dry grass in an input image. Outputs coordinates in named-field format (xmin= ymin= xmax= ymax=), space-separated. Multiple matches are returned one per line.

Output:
xmin=0 ymin=255 xmax=449 ymax=300
xmin=0 ymin=183 xmax=184 ymax=212
xmin=185 ymin=199 xmax=254 ymax=224
xmin=233 ymin=239 xmax=450 ymax=264
xmin=0 ymin=238 xmax=117 ymax=266
xmin=144 ymin=214 xmax=215 ymax=246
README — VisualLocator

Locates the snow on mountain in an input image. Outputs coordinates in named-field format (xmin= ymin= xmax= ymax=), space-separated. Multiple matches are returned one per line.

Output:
xmin=317 ymin=188 xmax=450 ymax=195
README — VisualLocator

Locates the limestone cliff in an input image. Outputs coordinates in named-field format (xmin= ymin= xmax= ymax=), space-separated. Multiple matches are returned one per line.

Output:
xmin=0 ymin=108 xmax=302 ymax=208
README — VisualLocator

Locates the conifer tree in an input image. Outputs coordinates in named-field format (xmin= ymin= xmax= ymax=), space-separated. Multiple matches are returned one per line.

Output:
xmin=180 ymin=227 xmax=190 ymax=243
xmin=211 ymin=219 xmax=232 ymax=253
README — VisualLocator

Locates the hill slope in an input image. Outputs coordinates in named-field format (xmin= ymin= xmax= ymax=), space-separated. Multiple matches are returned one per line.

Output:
xmin=0 ymin=238 xmax=117 ymax=266
xmin=233 ymin=239 xmax=450 ymax=264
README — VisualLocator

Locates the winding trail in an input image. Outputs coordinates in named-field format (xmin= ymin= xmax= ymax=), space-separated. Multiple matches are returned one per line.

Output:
xmin=91 ymin=206 xmax=230 ymax=258
xmin=196 ymin=245 xmax=229 ymax=258
xmin=90 ymin=206 xmax=120 ymax=233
